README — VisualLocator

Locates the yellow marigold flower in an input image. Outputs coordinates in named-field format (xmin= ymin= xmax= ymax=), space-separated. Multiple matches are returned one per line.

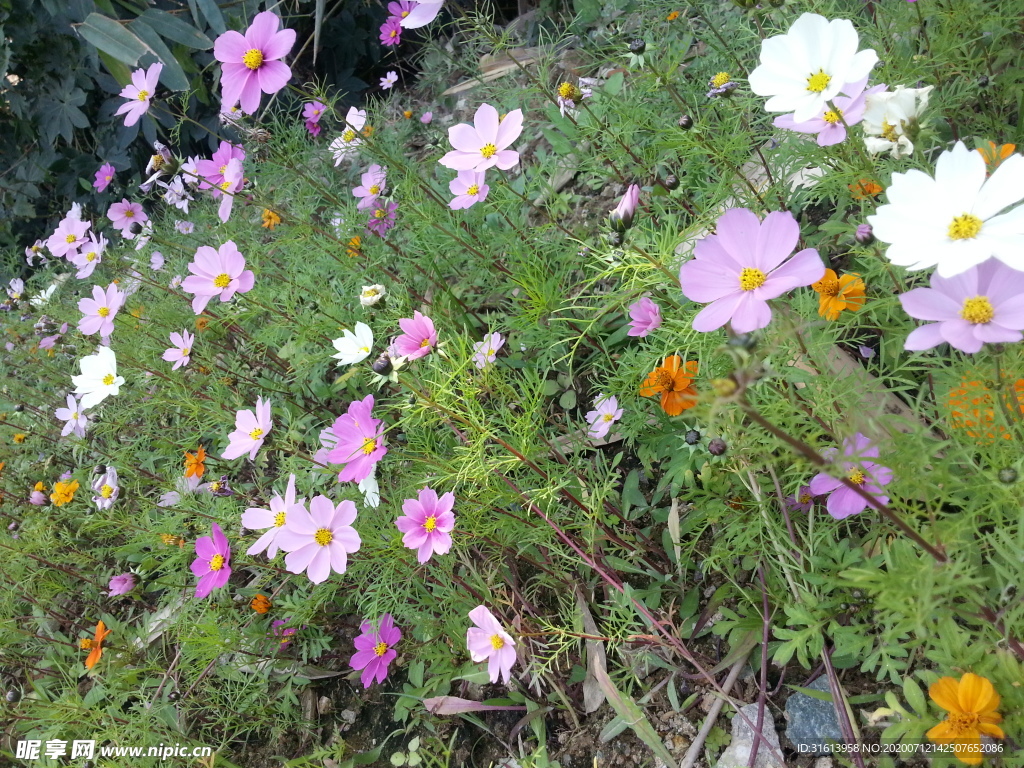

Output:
xmin=250 ymin=594 xmax=272 ymax=614
xmin=403 ymin=109 xmax=413 ymax=119
xmin=34 ymin=481 xmax=46 ymax=492
xmin=848 ymin=179 xmax=883 ymax=199
xmin=262 ymin=209 xmax=282 ymax=229
xmin=811 ymin=269 xmax=866 ymax=320
xmin=927 ymin=673 xmax=1004 ymax=765
xmin=50 ymin=479 xmax=79 ymax=507
xmin=346 ymin=235 xmax=362 ymax=258
xmin=362 ymin=125 xmax=374 ymax=138
xmin=639 ymin=356 xmax=698 ymax=416
xmin=160 ymin=533 xmax=186 ymax=548
xmin=946 ymin=377 xmax=1024 ymax=442
xmin=13 ymin=433 xmax=26 ymax=444
xmin=977 ymin=142 xmax=1015 ymax=174
xmin=666 ymin=10 xmax=680 ymax=20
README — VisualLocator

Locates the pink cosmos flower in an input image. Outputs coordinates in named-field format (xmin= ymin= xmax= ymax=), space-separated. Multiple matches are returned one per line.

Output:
xmin=195 ymin=141 xmax=246 ymax=190
xmin=678 ymin=208 xmax=825 ymax=334
xmin=181 ymin=240 xmax=255 ymax=314
xmin=420 ymin=111 xmax=433 ymax=124
xmin=466 ymin=605 xmax=516 ymax=684
xmin=39 ymin=322 xmax=69 ymax=350
xmin=107 ymin=573 xmax=136 ymax=596
xmin=107 ymin=199 xmax=148 ymax=235
xmin=29 ymin=486 xmax=47 ymax=505
xmin=217 ymin=158 xmax=245 ymax=223
xmin=627 ymin=297 xmax=662 ymax=337
xmin=70 ymin=233 xmax=107 ymax=279
xmin=393 ymin=311 xmax=437 ymax=360
xmin=92 ymin=466 xmax=120 ymax=510
xmin=809 ymin=433 xmax=893 ymax=520
xmin=401 ymin=0 xmax=442 ymax=28
xmin=175 ymin=220 xmax=195 ymax=234
xmin=55 ymin=393 xmax=88 ymax=438
xmin=46 ymin=215 xmax=91 ymax=259
xmin=222 ymin=396 xmax=272 ymax=460
xmin=439 ymin=103 xmax=523 ymax=172
xmin=272 ymin=620 xmax=298 ymax=650
xmin=162 ymin=330 xmax=195 ymax=370
xmin=349 ymin=614 xmax=401 ymax=688
xmin=150 ymin=252 xmax=165 ymax=270
xmin=379 ymin=18 xmax=402 ymax=46
xmin=214 ymin=11 xmax=296 ymax=115
xmin=786 ymin=485 xmax=815 ymax=513
xmin=353 ymin=165 xmax=387 ymax=211
xmin=609 ymin=184 xmax=640 ymax=232
xmin=585 ymin=395 xmax=623 ymax=440
xmin=25 ymin=240 xmax=47 ymax=266
xmin=380 ymin=71 xmax=398 ymax=90
xmin=94 ymin=163 xmax=116 ymax=192
xmin=472 ymin=331 xmax=504 ymax=368
xmin=395 ymin=487 xmax=455 ymax=563
xmin=242 ymin=473 xmax=306 ymax=559
xmin=277 ymin=495 xmax=362 ymax=584
xmin=774 ymin=78 xmax=885 ymax=147
xmin=388 ymin=0 xmax=418 ymax=20
xmin=449 ymin=170 xmax=490 ymax=210
xmin=303 ymin=100 xmax=326 ymax=125
xmin=366 ymin=200 xmax=398 ymax=238
xmin=898 ymin=259 xmax=1024 ymax=354
xmin=115 ymin=62 xmax=162 ymax=127
xmin=78 ymin=283 xmax=125 ymax=337
xmin=325 ymin=394 xmax=388 ymax=483
xmin=192 ymin=523 xmax=232 ymax=599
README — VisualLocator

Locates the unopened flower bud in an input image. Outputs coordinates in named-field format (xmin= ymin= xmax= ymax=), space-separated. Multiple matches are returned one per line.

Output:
xmin=606 ymin=231 xmax=624 ymax=247
xmin=855 ymin=224 xmax=874 ymax=245
xmin=677 ymin=115 xmax=693 ymax=130
xmin=708 ymin=438 xmax=727 ymax=456
xmin=167 ymin=690 xmax=181 ymax=701
xmin=13 ymin=404 xmax=23 ymax=412
xmin=684 ymin=429 xmax=701 ymax=445
xmin=998 ymin=468 xmax=1017 ymax=484
xmin=978 ymin=75 xmax=989 ymax=87
xmin=6 ymin=689 xmax=21 ymax=703
xmin=727 ymin=333 xmax=756 ymax=351
xmin=609 ymin=184 xmax=640 ymax=232
xmin=629 ymin=39 xmax=646 ymax=54
xmin=711 ymin=377 xmax=738 ymax=398
xmin=371 ymin=352 xmax=393 ymax=376
xmin=663 ymin=174 xmax=680 ymax=190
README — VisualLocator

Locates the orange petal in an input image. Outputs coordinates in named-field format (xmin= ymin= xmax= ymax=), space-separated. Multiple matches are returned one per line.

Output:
xmin=639 ymin=373 xmax=663 ymax=398
xmin=683 ymin=360 xmax=698 ymax=377
xmin=957 ymin=673 xmax=998 ymax=714
xmin=926 ymin=721 xmax=953 ymax=741
xmin=85 ymin=646 xmax=103 ymax=670
xmin=953 ymin=738 xmax=984 ymax=766
xmin=930 ymin=677 xmax=963 ymax=713
xmin=977 ymin=721 xmax=1004 ymax=739
xmin=664 ymin=355 xmax=682 ymax=375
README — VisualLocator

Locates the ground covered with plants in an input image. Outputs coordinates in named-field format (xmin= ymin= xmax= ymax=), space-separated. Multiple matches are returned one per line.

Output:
xmin=2 ymin=0 xmax=1024 ymax=766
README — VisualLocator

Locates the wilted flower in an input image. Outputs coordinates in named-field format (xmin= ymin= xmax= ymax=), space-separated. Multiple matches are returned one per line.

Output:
xmin=585 ymin=395 xmax=623 ymax=439
xmin=329 ymin=107 xmax=367 ymax=165
xmin=72 ymin=346 xmax=125 ymax=409
xmin=556 ymin=78 xmax=593 ymax=117
xmin=25 ymin=240 xmax=47 ymax=266
xmin=466 ymin=606 xmax=516 ymax=684
xmin=115 ymin=62 xmax=162 ymax=127
xmin=862 ymin=85 xmax=933 ymax=158
xmin=222 ymin=397 xmax=272 ymax=460
xmin=107 ymin=573 xmax=135 ymax=596
xmin=627 ymin=297 xmax=661 ymax=337
xmin=808 ymin=433 xmax=892 ymax=519
xmin=349 ymin=615 xmax=401 ymax=688
xmin=277 ymin=496 xmax=361 ymax=584
xmin=192 ymin=523 xmax=232 ymax=599
xmin=175 ymin=220 xmax=195 ymax=234
xmin=214 ymin=11 xmax=296 ymax=114
xmin=439 ymin=103 xmax=523 ymax=172
xmin=396 ymin=487 xmax=455 ymax=563
xmin=332 ymin=322 xmax=374 ymax=366
xmin=706 ymin=71 xmax=738 ymax=98
xmin=92 ymin=466 xmax=120 ymax=510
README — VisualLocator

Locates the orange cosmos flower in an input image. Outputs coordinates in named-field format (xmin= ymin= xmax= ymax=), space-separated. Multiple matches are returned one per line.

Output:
xmin=13 ymin=433 xmax=26 ymax=444
xmin=160 ymin=533 xmax=187 ymax=548
xmin=667 ymin=10 xmax=680 ymax=20
xmin=184 ymin=446 xmax=206 ymax=479
xmin=250 ymin=594 xmax=272 ymax=614
xmin=946 ymin=377 xmax=1024 ymax=442
xmin=50 ymin=479 xmax=79 ymax=507
xmin=977 ymin=142 xmax=1015 ymax=174
xmin=82 ymin=621 xmax=112 ymax=670
xmin=848 ymin=179 xmax=883 ymax=199
xmin=640 ymin=356 xmax=698 ymax=416
xmin=346 ymin=235 xmax=362 ymax=258
xmin=927 ymin=673 xmax=1004 ymax=765
xmin=812 ymin=269 xmax=866 ymax=320
xmin=195 ymin=316 xmax=211 ymax=332
xmin=262 ymin=209 xmax=282 ymax=229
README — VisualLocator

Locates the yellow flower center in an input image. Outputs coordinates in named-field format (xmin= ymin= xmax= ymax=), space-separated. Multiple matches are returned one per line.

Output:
xmin=369 ymin=184 xmax=380 ymax=195
xmin=181 ymin=347 xmax=190 ymax=356
xmin=342 ymin=129 xmax=356 ymax=142
xmin=65 ymin=233 xmax=78 ymax=244
xmin=799 ymin=493 xmax=812 ymax=504
xmin=823 ymin=109 xmax=843 ymax=125
xmin=214 ymin=273 xmax=231 ymax=288
xmin=738 ymin=267 xmax=767 ymax=291
xmin=71 ymin=412 xmax=77 ymax=420
xmin=948 ymin=213 xmax=983 ymax=241
xmin=80 ymin=638 xmax=94 ymax=650
xmin=390 ymin=29 xmax=398 ymax=38
xmin=86 ymin=252 xmax=97 ymax=262
xmin=314 ymin=528 xmax=333 ymax=546
xmin=363 ymin=288 xmax=378 ymax=297
xmin=274 ymin=510 xmax=286 ymax=527
xmin=209 ymin=482 xmax=221 ymax=492
xmin=847 ymin=469 xmax=865 ymax=485
xmin=249 ymin=428 xmax=264 ymax=440
xmin=374 ymin=641 xmax=389 ymax=656
xmin=219 ymin=164 xmax=227 ymax=175
xmin=219 ymin=180 xmax=231 ymax=191
xmin=711 ymin=72 xmax=731 ymax=88
xmin=881 ymin=120 xmax=899 ymax=142
xmin=374 ymin=208 xmax=387 ymax=219
xmin=419 ymin=338 xmax=431 ymax=348
xmin=150 ymin=154 xmax=165 ymax=169
xmin=960 ymin=296 xmax=995 ymax=325
xmin=137 ymin=90 xmax=149 ymax=101
xmin=100 ymin=484 xmax=114 ymax=499
xmin=242 ymin=48 xmax=264 ymax=70
xmin=490 ymin=634 xmax=505 ymax=650
xmin=943 ymin=712 xmax=981 ymax=737
xmin=557 ymin=82 xmax=580 ymax=100
xmin=815 ymin=277 xmax=840 ymax=297
xmin=102 ymin=373 xmax=115 ymax=385
xmin=806 ymin=69 xmax=831 ymax=93
xmin=466 ymin=184 xmax=480 ymax=196
xmin=210 ymin=553 xmax=225 ymax=571
xmin=124 ymin=209 xmax=134 ymax=218
xmin=424 ymin=516 xmax=437 ymax=532
xmin=602 ymin=413 xmax=615 ymax=422
xmin=97 ymin=307 xmax=110 ymax=317
xmin=362 ymin=437 xmax=377 ymax=455
xmin=401 ymin=9 xmax=409 ymax=16
xmin=480 ymin=143 xmax=497 ymax=159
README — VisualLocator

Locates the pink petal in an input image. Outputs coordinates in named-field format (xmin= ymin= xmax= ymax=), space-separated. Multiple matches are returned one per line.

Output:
xmin=262 ymin=28 xmax=296 ymax=61
xmin=473 ymin=103 xmax=500 ymax=143
xmin=715 ymin=208 xmax=762 ymax=262
xmin=256 ymin=59 xmax=291 ymax=95
xmin=495 ymin=109 xmax=524 ymax=148
xmin=903 ymin=323 xmax=946 ymax=351
xmin=306 ymin=546 xmax=333 ymax=584
xmin=245 ymin=11 xmax=281 ymax=49
xmin=753 ymin=211 xmax=799 ymax=272
xmin=729 ymin=293 xmax=773 ymax=333
xmin=759 ymin=248 xmax=824 ymax=296
xmin=214 ymin=30 xmax=249 ymax=63
xmin=899 ymin=287 xmax=961 ymax=322
xmin=237 ymin=72 xmax=263 ymax=115
xmin=692 ymin=292 xmax=745 ymax=332
xmin=679 ymin=259 xmax=740 ymax=303
xmin=448 ymin=124 xmax=484 ymax=153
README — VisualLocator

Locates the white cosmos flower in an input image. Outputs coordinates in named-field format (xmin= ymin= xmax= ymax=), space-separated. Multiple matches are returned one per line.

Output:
xmin=358 ymin=469 xmax=380 ymax=508
xmin=331 ymin=322 xmax=374 ymax=365
xmin=72 ymin=346 xmax=125 ymax=409
xmin=862 ymin=85 xmax=933 ymax=158
xmin=359 ymin=284 xmax=386 ymax=307
xmin=30 ymin=284 xmax=56 ymax=307
xmin=868 ymin=141 xmax=1024 ymax=277
xmin=749 ymin=13 xmax=879 ymax=124
xmin=329 ymin=108 xmax=367 ymax=166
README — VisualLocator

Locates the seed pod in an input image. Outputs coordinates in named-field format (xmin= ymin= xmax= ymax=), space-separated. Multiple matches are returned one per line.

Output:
xmin=677 ymin=115 xmax=693 ymax=130
xmin=684 ymin=429 xmax=701 ymax=445
xmin=371 ymin=353 xmax=393 ymax=376
xmin=628 ymin=39 xmax=646 ymax=54
xmin=708 ymin=438 xmax=727 ymax=456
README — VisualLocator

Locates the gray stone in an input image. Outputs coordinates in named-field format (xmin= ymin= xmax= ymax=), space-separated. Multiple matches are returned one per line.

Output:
xmin=714 ymin=703 xmax=785 ymax=768
xmin=785 ymin=677 xmax=843 ymax=756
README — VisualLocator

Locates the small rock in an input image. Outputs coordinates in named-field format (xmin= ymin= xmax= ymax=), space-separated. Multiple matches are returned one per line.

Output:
xmin=339 ymin=708 xmax=356 ymax=725
xmin=785 ymin=677 xmax=842 ymax=755
xmin=813 ymin=759 xmax=833 ymax=768
xmin=714 ymin=703 xmax=785 ymax=768
xmin=318 ymin=695 xmax=333 ymax=715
